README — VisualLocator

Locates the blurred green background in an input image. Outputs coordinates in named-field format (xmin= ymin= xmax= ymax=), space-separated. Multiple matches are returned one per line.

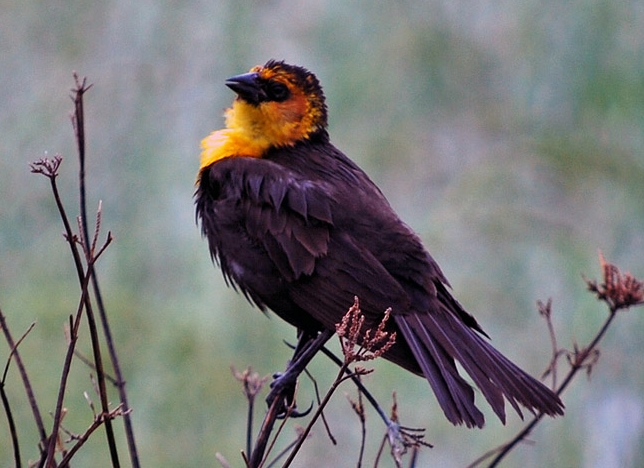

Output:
xmin=1 ymin=0 xmax=643 ymax=466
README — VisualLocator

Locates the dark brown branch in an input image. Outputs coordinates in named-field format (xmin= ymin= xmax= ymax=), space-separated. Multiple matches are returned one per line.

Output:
xmin=42 ymin=232 xmax=112 ymax=467
xmin=0 ymin=312 xmax=39 ymax=468
xmin=0 ymin=378 xmax=21 ymax=467
xmin=71 ymin=73 xmax=140 ymax=468
xmin=0 ymin=311 xmax=46 ymax=447
xmin=247 ymin=391 xmax=292 ymax=467
xmin=67 ymin=74 xmax=121 ymax=468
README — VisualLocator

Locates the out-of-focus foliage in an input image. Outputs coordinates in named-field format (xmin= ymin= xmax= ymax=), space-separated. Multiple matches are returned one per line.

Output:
xmin=1 ymin=0 xmax=643 ymax=466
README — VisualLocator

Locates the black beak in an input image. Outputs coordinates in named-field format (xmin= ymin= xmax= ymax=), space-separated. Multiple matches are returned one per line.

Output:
xmin=225 ymin=72 xmax=266 ymax=104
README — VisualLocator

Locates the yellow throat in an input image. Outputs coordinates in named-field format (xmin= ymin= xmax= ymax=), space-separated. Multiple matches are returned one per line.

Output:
xmin=199 ymin=87 xmax=323 ymax=180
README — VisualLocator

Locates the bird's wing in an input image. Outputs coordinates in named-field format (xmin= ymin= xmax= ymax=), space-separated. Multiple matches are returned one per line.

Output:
xmin=236 ymin=165 xmax=334 ymax=281
xmin=198 ymin=156 xmax=410 ymax=326
xmin=286 ymin=231 xmax=412 ymax=331
xmin=198 ymin=156 xmax=335 ymax=288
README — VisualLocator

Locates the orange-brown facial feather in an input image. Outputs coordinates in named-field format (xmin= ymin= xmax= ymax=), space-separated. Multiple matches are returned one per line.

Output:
xmin=198 ymin=60 xmax=328 ymax=177
xmin=251 ymin=60 xmax=327 ymax=133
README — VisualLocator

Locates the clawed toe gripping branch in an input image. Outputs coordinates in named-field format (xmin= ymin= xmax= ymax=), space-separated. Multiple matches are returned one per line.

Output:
xmin=1 ymin=74 xmax=139 ymax=467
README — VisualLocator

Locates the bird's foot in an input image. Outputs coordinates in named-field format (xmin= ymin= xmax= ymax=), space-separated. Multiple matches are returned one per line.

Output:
xmin=385 ymin=420 xmax=432 ymax=458
xmin=266 ymin=371 xmax=312 ymax=419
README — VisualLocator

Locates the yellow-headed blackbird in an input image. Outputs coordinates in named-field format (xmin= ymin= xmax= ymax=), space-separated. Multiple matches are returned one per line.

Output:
xmin=195 ymin=60 xmax=564 ymax=428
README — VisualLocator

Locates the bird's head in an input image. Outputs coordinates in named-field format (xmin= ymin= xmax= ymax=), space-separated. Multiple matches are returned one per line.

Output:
xmin=199 ymin=60 xmax=328 ymax=174
xmin=225 ymin=60 xmax=328 ymax=146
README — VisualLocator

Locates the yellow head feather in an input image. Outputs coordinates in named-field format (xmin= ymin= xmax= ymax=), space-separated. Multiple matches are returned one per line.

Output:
xmin=198 ymin=60 xmax=327 ymax=179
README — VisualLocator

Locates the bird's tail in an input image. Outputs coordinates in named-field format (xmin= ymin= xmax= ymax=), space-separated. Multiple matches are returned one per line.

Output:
xmin=394 ymin=308 xmax=564 ymax=428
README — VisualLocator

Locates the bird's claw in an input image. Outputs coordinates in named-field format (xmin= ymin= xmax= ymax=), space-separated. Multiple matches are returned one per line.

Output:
xmin=266 ymin=368 xmax=308 ymax=418
xmin=266 ymin=370 xmax=297 ymax=401
xmin=276 ymin=400 xmax=313 ymax=419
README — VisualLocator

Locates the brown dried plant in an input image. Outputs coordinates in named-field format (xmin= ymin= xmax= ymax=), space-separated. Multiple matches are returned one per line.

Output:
xmin=336 ymin=297 xmax=397 ymax=366
xmin=585 ymin=251 xmax=644 ymax=312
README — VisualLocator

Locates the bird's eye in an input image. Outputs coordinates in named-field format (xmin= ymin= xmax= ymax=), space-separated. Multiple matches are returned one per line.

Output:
xmin=266 ymin=81 xmax=290 ymax=102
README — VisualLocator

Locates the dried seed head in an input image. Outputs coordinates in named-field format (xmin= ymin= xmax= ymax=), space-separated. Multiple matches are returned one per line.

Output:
xmin=231 ymin=366 xmax=269 ymax=400
xmin=585 ymin=251 xmax=644 ymax=312
xmin=336 ymin=298 xmax=397 ymax=364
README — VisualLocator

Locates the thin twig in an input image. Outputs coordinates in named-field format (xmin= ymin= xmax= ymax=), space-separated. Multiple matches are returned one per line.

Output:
xmin=0 ymin=310 xmax=46 ymax=457
xmin=71 ymin=73 xmax=140 ymax=468
xmin=346 ymin=379 xmax=367 ymax=467
xmin=72 ymin=349 xmax=118 ymax=385
xmin=303 ymin=367 xmax=336 ymax=445
xmin=282 ymin=363 xmax=349 ymax=468
xmin=0 ymin=380 xmax=21 ymax=467
xmin=1 ymin=321 xmax=37 ymax=384
xmin=263 ymin=430 xmax=302 ymax=468
xmin=215 ymin=452 xmax=232 ymax=468
xmin=0 ymin=314 xmax=37 ymax=468
xmin=538 ymin=298 xmax=561 ymax=389
xmin=58 ymin=405 xmax=128 ymax=468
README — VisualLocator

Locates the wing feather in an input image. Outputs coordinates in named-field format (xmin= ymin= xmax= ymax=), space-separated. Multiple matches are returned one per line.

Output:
xmin=198 ymin=157 xmax=333 ymax=283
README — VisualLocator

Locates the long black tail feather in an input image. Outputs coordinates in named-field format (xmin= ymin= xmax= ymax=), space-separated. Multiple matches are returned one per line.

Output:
xmin=394 ymin=309 xmax=564 ymax=428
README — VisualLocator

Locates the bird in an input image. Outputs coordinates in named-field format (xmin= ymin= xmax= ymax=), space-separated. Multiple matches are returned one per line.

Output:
xmin=195 ymin=59 xmax=564 ymax=428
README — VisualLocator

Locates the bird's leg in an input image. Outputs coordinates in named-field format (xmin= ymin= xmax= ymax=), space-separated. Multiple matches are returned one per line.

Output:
xmin=267 ymin=328 xmax=334 ymax=418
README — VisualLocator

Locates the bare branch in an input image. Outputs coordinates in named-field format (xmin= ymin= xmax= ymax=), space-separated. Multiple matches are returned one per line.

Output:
xmin=58 ymin=405 xmax=129 ymax=468
xmin=485 ymin=253 xmax=643 ymax=467
xmin=69 ymin=73 xmax=138 ymax=466
xmin=0 ymin=308 xmax=47 ymax=454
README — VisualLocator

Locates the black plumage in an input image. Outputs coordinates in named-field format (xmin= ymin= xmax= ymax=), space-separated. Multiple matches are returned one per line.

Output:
xmin=195 ymin=60 xmax=564 ymax=428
